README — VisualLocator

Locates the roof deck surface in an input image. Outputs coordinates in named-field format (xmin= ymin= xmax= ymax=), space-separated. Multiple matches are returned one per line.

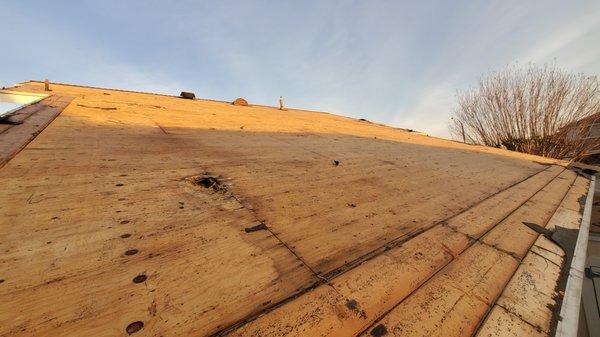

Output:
xmin=0 ymin=82 xmax=589 ymax=337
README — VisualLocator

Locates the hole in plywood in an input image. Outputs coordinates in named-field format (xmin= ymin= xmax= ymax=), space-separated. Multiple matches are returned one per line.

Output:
xmin=124 ymin=249 xmax=139 ymax=256
xmin=346 ymin=299 xmax=358 ymax=310
xmin=197 ymin=177 xmax=215 ymax=188
xmin=126 ymin=321 xmax=144 ymax=334
xmin=371 ymin=324 xmax=388 ymax=336
xmin=132 ymin=274 xmax=147 ymax=283
xmin=186 ymin=175 xmax=227 ymax=192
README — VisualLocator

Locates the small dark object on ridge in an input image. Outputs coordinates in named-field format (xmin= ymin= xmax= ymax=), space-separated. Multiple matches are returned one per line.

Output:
xmin=333 ymin=160 xmax=340 ymax=166
xmin=180 ymin=91 xmax=196 ymax=99
xmin=233 ymin=97 xmax=249 ymax=106
xmin=358 ymin=118 xmax=369 ymax=122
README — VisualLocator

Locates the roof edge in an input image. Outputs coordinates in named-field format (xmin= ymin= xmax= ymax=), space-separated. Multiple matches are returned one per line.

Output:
xmin=14 ymin=80 xmax=429 ymax=133
xmin=555 ymin=175 xmax=595 ymax=337
xmin=12 ymin=80 xmax=568 ymax=166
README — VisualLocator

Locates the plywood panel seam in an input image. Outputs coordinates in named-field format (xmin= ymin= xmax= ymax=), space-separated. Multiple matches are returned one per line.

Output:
xmin=208 ymin=192 xmax=330 ymax=336
xmin=355 ymin=168 xmax=571 ymax=337
xmin=225 ymin=191 xmax=323 ymax=279
xmin=222 ymin=164 xmax=562 ymax=333
xmin=529 ymin=249 xmax=562 ymax=269
xmin=469 ymin=169 xmax=574 ymax=261
xmin=212 ymin=282 xmax=340 ymax=337
xmin=466 ymin=264 xmax=526 ymax=337
xmin=470 ymin=174 xmax=580 ymax=337
xmin=495 ymin=302 xmax=546 ymax=334
xmin=533 ymin=243 xmax=565 ymax=259
xmin=322 ymin=165 xmax=555 ymax=281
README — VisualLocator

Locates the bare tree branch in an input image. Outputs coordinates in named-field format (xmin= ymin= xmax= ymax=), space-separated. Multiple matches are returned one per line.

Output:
xmin=449 ymin=64 xmax=600 ymax=161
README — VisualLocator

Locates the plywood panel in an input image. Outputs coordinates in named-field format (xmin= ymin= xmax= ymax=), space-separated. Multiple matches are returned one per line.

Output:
xmin=227 ymin=166 xmax=572 ymax=337
xmin=475 ymin=306 xmax=546 ymax=337
xmin=446 ymin=165 xmax=563 ymax=238
xmin=0 ymin=98 xmax=317 ymax=336
xmin=0 ymin=81 xmax=576 ymax=337
xmin=496 ymin=249 xmax=563 ymax=333
xmin=481 ymin=170 xmax=576 ymax=259
xmin=359 ymin=243 xmax=518 ymax=337
xmin=229 ymin=225 xmax=470 ymax=337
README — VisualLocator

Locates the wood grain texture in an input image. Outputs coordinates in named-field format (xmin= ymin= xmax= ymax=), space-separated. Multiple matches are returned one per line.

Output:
xmin=359 ymin=242 xmax=519 ymax=337
xmin=227 ymin=166 xmax=563 ymax=337
xmin=475 ymin=306 xmax=546 ymax=337
xmin=474 ymin=177 xmax=590 ymax=337
xmin=357 ymin=168 xmax=581 ymax=337
xmin=0 ymin=81 xmax=586 ymax=337
xmin=481 ymin=170 xmax=576 ymax=259
xmin=496 ymin=249 xmax=563 ymax=333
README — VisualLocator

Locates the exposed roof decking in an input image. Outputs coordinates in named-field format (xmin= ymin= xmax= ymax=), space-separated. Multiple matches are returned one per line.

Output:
xmin=0 ymin=82 xmax=589 ymax=337
xmin=229 ymin=169 xmax=584 ymax=337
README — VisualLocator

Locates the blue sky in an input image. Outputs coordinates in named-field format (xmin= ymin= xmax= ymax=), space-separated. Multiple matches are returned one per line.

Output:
xmin=2 ymin=1 xmax=599 ymax=138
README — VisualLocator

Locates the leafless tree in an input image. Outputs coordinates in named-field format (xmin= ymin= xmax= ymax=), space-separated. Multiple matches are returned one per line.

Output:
xmin=450 ymin=64 xmax=600 ymax=161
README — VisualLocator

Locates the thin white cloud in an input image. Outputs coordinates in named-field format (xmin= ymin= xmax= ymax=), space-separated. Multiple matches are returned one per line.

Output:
xmin=2 ymin=1 xmax=599 ymax=140
xmin=518 ymin=8 xmax=600 ymax=69
xmin=387 ymin=0 xmax=600 ymax=139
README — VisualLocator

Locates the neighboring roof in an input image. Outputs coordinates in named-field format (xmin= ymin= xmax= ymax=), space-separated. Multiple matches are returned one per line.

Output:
xmin=0 ymin=90 xmax=48 ymax=118
xmin=0 ymin=81 xmax=590 ymax=337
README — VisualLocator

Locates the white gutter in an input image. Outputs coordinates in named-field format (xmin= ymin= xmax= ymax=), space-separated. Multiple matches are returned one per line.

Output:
xmin=555 ymin=175 xmax=595 ymax=337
